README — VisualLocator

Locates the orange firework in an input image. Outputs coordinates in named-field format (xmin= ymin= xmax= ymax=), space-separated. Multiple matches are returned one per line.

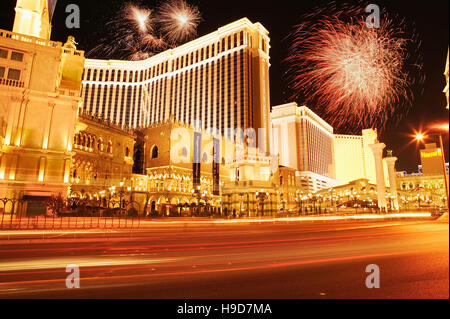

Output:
xmin=285 ymin=4 xmax=424 ymax=133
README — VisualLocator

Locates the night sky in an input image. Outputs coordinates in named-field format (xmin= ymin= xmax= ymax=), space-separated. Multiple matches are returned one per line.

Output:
xmin=1 ymin=0 xmax=448 ymax=173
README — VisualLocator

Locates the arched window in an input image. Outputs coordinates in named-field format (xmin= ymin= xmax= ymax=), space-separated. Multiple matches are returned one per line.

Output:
xmin=125 ymin=147 xmax=130 ymax=157
xmin=107 ymin=141 xmax=113 ymax=153
xmin=151 ymin=146 xmax=159 ymax=159
xmin=97 ymin=138 xmax=103 ymax=151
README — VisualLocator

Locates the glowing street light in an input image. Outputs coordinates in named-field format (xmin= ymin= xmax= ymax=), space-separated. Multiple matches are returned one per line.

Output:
xmin=415 ymin=133 xmax=426 ymax=142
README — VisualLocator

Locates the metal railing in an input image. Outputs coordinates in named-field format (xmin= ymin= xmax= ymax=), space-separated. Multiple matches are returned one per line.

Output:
xmin=0 ymin=197 xmax=142 ymax=230
xmin=0 ymin=78 xmax=24 ymax=88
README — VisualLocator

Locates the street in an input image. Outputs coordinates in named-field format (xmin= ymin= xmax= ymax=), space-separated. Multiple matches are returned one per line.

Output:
xmin=0 ymin=219 xmax=448 ymax=299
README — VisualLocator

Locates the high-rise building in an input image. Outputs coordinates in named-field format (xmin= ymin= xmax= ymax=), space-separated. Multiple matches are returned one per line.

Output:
xmin=81 ymin=18 xmax=272 ymax=154
xmin=271 ymin=103 xmax=336 ymax=193
xmin=0 ymin=0 xmax=85 ymax=203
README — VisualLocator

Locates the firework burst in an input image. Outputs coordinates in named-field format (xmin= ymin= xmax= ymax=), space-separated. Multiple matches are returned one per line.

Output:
xmin=128 ymin=5 xmax=152 ymax=34
xmin=156 ymin=0 xmax=202 ymax=44
xmin=285 ymin=3 xmax=424 ymax=133
xmin=88 ymin=0 xmax=201 ymax=61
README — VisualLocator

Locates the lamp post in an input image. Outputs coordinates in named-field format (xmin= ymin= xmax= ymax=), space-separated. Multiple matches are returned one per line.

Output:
xmin=256 ymin=190 xmax=268 ymax=217
xmin=415 ymin=127 xmax=449 ymax=211
xmin=118 ymin=182 xmax=126 ymax=215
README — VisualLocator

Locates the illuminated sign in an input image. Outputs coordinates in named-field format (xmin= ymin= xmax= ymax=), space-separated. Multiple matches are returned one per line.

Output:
xmin=420 ymin=149 xmax=442 ymax=159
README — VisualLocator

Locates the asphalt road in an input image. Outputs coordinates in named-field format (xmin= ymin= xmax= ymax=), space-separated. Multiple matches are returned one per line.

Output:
xmin=0 ymin=219 xmax=448 ymax=299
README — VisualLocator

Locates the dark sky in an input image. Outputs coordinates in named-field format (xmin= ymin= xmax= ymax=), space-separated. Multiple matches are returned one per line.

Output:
xmin=1 ymin=0 xmax=448 ymax=173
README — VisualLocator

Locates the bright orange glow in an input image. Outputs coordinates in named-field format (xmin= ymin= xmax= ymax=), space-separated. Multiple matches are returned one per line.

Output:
xmin=432 ymin=123 xmax=449 ymax=131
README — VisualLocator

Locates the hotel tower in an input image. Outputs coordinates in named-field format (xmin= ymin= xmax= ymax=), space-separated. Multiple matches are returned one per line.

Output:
xmin=82 ymin=18 xmax=272 ymax=154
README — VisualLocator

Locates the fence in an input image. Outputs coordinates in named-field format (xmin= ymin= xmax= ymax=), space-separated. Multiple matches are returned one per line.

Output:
xmin=0 ymin=197 xmax=142 ymax=230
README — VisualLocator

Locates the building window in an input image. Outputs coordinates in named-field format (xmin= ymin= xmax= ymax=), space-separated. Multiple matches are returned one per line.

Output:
xmin=151 ymin=146 xmax=159 ymax=159
xmin=0 ymin=48 xmax=7 ymax=59
xmin=0 ymin=66 xmax=5 ymax=78
xmin=97 ymin=139 xmax=103 ymax=151
xmin=125 ymin=147 xmax=130 ymax=157
xmin=7 ymin=68 xmax=21 ymax=81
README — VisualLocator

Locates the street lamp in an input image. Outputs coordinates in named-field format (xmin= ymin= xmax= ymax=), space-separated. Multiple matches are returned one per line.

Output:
xmin=118 ymin=181 xmax=126 ymax=215
xmin=256 ymin=190 xmax=268 ymax=217
xmin=415 ymin=126 xmax=449 ymax=211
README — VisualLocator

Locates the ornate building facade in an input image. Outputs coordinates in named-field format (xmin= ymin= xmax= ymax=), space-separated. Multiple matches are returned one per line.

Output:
xmin=70 ymin=112 xmax=136 ymax=201
xmin=0 ymin=0 xmax=84 ymax=207
xmin=141 ymin=116 xmax=278 ymax=217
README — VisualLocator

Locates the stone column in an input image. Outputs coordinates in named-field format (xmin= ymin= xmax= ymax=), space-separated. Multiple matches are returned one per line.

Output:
xmin=383 ymin=152 xmax=400 ymax=211
xmin=369 ymin=143 xmax=387 ymax=211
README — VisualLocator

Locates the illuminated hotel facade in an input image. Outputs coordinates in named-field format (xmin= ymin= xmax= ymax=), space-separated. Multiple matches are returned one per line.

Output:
xmin=81 ymin=18 xmax=272 ymax=154
xmin=334 ymin=129 xmax=381 ymax=186
xmin=271 ymin=103 xmax=337 ymax=193
xmin=0 ymin=0 xmax=85 ymax=200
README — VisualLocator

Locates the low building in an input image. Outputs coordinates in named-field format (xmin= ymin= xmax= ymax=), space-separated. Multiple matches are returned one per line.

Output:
xmin=315 ymin=179 xmax=379 ymax=211
xmin=70 ymin=112 xmax=136 ymax=203
xmin=396 ymin=172 xmax=448 ymax=209
xmin=140 ymin=116 xmax=282 ymax=217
